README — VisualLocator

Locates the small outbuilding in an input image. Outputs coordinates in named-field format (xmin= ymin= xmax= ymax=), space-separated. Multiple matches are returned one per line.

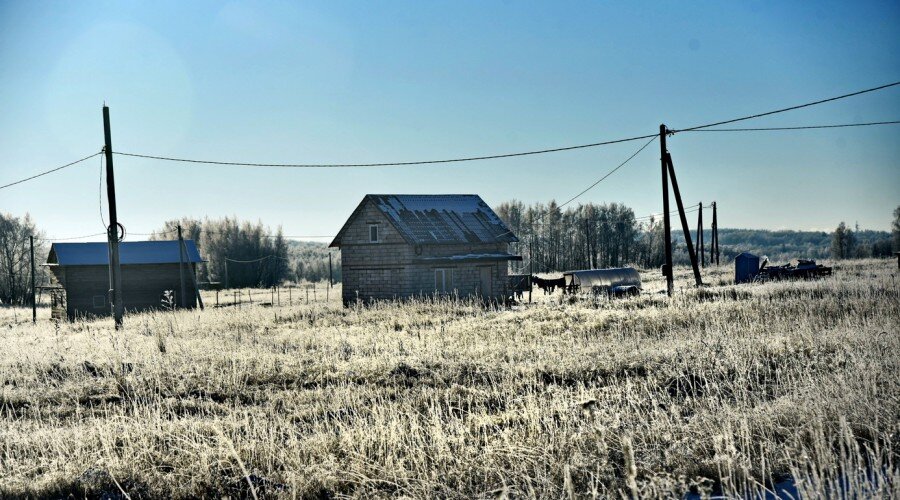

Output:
xmin=734 ymin=252 xmax=761 ymax=284
xmin=330 ymin=194 xmax=521 ymax=304
xmin=45 ymin=240 xmax=204 ymax=320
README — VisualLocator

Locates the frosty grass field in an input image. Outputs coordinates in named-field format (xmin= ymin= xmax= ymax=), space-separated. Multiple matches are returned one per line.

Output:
xmin=1 ymin=260 xmax=897 ymax=498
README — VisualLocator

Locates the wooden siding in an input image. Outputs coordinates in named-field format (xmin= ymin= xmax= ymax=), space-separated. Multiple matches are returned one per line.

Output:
xmin=48 ymin=263 xmax=197 ymax=320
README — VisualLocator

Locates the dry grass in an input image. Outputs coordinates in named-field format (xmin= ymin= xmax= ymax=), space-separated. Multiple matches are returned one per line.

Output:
xmin=1 ymin=260 xmax=898 ymax=498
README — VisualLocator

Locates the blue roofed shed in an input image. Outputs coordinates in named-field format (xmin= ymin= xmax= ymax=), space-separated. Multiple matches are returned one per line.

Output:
xmin=45 ymin=240 xmax=204 ymax=320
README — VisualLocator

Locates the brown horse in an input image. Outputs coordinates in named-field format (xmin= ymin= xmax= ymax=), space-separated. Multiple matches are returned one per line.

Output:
xmin=531 ymin=276 xmax=566 ymax=294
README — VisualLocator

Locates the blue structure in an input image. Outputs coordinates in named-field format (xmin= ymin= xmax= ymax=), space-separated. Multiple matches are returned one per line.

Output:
xmin=46 ymin=240 xmax=204 ymax=320
xmin=734 ymin=252 xmax=761 ymax=284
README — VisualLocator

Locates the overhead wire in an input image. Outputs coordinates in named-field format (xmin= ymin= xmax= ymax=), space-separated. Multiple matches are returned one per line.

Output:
xmin=558 ymin=136 xmax=657 ymax=209
xmin=111 ymin=132 xmax=660 ymax=168
xmin=673 ymin=120 xmax=900 ymax=133
xmin=669 ymin=81 xmax=900 ymax=133
xmin=0 ymin=151 xmax=102 ymax=191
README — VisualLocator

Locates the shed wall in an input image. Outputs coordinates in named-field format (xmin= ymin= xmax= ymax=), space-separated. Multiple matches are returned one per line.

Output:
xmin=49 ymin=263 xmax=197 ymax=320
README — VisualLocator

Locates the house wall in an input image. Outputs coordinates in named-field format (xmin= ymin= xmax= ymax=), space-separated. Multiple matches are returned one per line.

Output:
xmin=48 ymin=263 xmax=197 ymax=320
xmin=338 ymin=200 xmax=511 ymax=304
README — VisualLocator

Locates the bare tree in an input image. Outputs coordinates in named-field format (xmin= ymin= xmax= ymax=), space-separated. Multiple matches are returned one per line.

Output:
xmin=0 ymin=213 xmax=45 ymax=305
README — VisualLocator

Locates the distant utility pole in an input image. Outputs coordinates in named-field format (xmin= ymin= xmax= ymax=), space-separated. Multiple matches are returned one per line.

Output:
xmin=103 ymin=105 xmax=124 ymax=328
xmin=328 ymin=252 xmax=333 ymax=288
xmin=697 ymin=202 xmax=705 ymax=268
xmin=712 ymin=201 xmax=720 ymax=265
xmin=30 ymin=235 xmax=36 ymax=323
xmin=660 ymin=125 xmax=674 ymax=296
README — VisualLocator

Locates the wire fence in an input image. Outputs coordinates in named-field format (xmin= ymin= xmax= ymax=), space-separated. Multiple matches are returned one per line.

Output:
xmin=206 ymin=283 xmax=339 ymax=308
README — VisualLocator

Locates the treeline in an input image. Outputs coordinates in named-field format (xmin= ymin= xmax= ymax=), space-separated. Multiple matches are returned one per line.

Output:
xmin=495 ymin=201 xmax=900 ymax=273
xmin=151 ymin=217 xmax=337 ymax=288
xmin=0 ymin=213 xmax=47 ymax=305
xmin=289 ymin=240 xmax=341 ymax=283
xmin=151 ymin=217 xmax=290 ymax=288
xmin=495 ymin=200 xmax=669 ymax=273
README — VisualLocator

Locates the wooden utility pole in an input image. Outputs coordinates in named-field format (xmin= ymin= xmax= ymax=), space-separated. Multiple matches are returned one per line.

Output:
xmin=665 ymin=153 xmax=702 ymax=287
xmin=177 ymin=225 xmax=187 ymax=308
xmin=712 ymin=201 xmax=720 ymax=265
xmin=660 ymin=125 xmax=674 ymax=296
xmin=697 ymin=202 xmax=705 ymax=268
xmin=178 ymin=231 xmax=204 ymax=310
xmin=224 ymin=260 xmax=229 ymax=289
xmin=328 ymin=252 xmax=333 ymax=288
xmin=30 ymin=235 xmax=36 ymax=323
xmin=103 ymin=105 xmax=124 ymax=328
xmin=528 ymin=235 xmax=533 ymax=303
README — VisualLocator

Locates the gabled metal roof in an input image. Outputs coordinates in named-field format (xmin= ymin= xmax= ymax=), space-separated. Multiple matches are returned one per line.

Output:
xmin=331 ymin=194 xmax=518 ymax=247
xmin=47 ymin=240 xmax=203 ymax=266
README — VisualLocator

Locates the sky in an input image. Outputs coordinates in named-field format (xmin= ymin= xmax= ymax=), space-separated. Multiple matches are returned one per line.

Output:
xmin=1 ymin=0 xmax=898 ymax=242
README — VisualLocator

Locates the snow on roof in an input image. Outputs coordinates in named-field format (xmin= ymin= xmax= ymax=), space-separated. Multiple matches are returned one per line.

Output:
xmin=333 ymin=194 xmax=518 ymax=246
xmin=47 ymin=240 xmax=203 ymax=266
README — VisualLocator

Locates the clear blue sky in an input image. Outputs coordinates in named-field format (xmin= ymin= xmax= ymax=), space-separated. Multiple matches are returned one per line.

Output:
xmin=1 ymin=1 xmax=898 ymax=241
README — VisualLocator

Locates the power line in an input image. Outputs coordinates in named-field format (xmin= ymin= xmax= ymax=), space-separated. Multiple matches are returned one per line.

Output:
xmin=670 ymin=81 xmax=900 ymax=133
xmin=558 ymin=136 xmax=657 ymax=209
xmin=112 ymin=133 xmax=660 ymax=168
xmin=0 ymin=151 xmax=102 ymax=191
xmin=673 ymin=120 xmax=900 ymax=133
xmin=38 ymin=232 xmax=108 ymax=242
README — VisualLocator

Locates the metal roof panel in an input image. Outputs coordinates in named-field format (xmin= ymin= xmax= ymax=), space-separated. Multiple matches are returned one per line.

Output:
xmin=48 ymin=240 xmax=203 ymax=266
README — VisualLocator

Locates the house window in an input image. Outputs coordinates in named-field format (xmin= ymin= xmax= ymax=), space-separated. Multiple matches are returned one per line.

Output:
xmin=435 ymin=269 xmax=450 ymax=293
xmin=92 ymin=295 xmax=105 ymax=308
xmin=369 ymin=224 xmax=379 ymax=243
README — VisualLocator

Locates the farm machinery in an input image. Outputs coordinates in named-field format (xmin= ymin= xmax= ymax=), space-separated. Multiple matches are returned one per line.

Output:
xmin=756 ymin=259 xmax=832 ymax=281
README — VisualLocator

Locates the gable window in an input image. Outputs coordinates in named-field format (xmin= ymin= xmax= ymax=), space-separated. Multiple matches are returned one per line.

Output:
xmin=369 ymin=224 xmax=379 ymax=243
xmin=435 ymin=269 xmax=450 ymax=293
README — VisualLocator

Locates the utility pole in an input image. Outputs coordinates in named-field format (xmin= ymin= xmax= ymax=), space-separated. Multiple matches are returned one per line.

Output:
xmin=30 ymin=235 xmax=36 ymax=323
xmin=528 ymin=234 xmax=533 ymax=303
xmin=712 ymin=201 xmax=720 ymax=265
xmin=328 ymin=252 xmax=333 ymax=288
xmin=177 ymin=225 xmax=187 ymax=308
xmin=103 ymin=105 xmax=124 ymax=328
xmin=697 ymin=202 xmax=705 ymax=268
xmin=225 ymin=260 xmax=229 ymax=289
xmin=665 ymin=153 xmax=702 ymax=286
xmin=660 ymin=124 xmax=674 ymax=296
